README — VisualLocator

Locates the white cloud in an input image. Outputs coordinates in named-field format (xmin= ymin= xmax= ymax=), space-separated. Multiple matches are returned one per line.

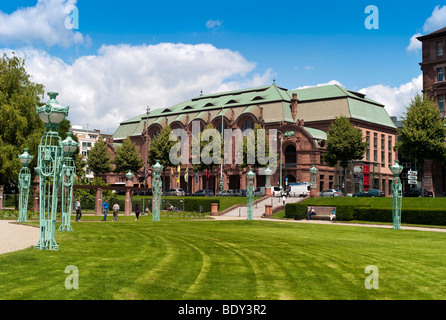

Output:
xmin=7 ymin=43 xmax=272 ymax=133
xmin=406 ymin=5 xmax=446 ymax=52
xmin=406 ymin=33 xmax=422 ymax=52
xmin=358 ymin=74 xmax=423 ymax=118
xmin=294 ymin=80 xmax=343 ymax=90
xmin=0 ymin=0 xmax=86 ymax=48
xmin=205 ymin=19 xmax=223 ymax=30
xmin=422 ymin=5 xmax=446 ymax=33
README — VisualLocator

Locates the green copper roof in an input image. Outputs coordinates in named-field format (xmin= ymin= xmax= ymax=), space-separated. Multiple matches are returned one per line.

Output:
xmin=114 ymin=83 xmax=396 ymax=141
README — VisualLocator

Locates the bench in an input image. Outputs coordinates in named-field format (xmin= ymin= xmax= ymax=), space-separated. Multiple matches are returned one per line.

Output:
xmin=306 ymin=206 xmax=336 ymax=221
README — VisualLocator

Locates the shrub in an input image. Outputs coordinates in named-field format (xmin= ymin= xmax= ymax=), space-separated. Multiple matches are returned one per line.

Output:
xmin=285 ymin=203 xmax=307 ymax=220
xmin=335 ymin=205 xmax=356 ymax=221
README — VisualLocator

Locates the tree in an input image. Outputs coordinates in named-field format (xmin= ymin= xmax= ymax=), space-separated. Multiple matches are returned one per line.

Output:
xmin=395 ymin=94 xmax=446 ymax=195
xmin=192 ymin=123 xmax=223 ymax=195
xmin=147 ymin=126 xmax=176 ymax=192
xmin=87 ymin=140 xmax=112 ymax=179
xmin=239 ymin=123 xmax=275 ymax=170
xmin=114 ymin=136 xmax=143 ymax=174
xmin=322 ymin=116 xmax=368 ymax=192
xmin=0 ymin=52 xmax=45 ymax=189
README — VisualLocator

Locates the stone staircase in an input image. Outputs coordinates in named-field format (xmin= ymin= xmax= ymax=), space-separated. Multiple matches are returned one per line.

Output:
xmin=222 ymin=195 xmax=306 ymax=219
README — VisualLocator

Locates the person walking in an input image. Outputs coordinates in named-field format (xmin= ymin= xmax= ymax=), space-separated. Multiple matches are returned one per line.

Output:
xmin=282 ymin=193 xmax=287 ymax=206
xmin=102 ymin=199 xmax=109 ymax=221
xmin=112 ymin=202 xmax=120 ymax=221
xmin=135 ymin=203 xmax=140 ymax=221
xmin=75 ymin=198 xmax=82 ymax=222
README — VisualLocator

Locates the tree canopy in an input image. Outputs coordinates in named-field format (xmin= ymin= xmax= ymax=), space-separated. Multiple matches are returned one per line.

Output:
xmin=0 ymin=53 xmax=45 ymax=188
xmin=395 ymin=94 xmax=446 ymax=164
xmin=114 ymin=136 xmax=143 ymax=174
xmin=322 ymin=115 xmax=367 ymax=168
xmin=87 ymin=140 xmax=112 ymax=177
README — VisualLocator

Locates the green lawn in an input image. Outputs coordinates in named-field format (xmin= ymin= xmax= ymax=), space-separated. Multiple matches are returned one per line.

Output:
xmin=1 ymin=218 xmax=446 ymax=300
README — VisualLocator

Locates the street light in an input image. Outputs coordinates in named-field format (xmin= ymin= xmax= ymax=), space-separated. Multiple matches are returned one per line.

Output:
xmin=390 ymin=160 xmax=403 ymax=230
xmin=309 ymin=165 xmax=318 ymax=197
xmin=59 ymin=132 xmax=78 ymax=232
xmin=152 ymin=161 xmax=163 ymax=221
xmin=35 ymin=92 xmax=69 ymax=250
xmin=144 ymin=105 xmax=150 ymax=189
xmin=246 ymin=168 xmax=256 ymax=220
xmin=17 ymin=148 xmax=33 ymax=222
xmin=274 ymin=130 xmax=295 ymax=192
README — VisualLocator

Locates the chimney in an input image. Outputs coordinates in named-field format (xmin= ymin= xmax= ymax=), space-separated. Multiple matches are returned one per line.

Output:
xmin=291 ymin=93 xmax=299 ymax=119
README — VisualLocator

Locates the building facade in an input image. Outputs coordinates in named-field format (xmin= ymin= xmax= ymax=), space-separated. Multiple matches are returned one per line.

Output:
xmin=417 ymin=26 xmax=446 ymax=196
xmin=110 ymin=83 xmax=397 ymax=196
xmin=70 ymin=125 xmax=113 ymax=181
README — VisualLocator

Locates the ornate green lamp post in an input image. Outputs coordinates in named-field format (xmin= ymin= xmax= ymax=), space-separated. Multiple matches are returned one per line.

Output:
xmin=152 ymin=161 xmax=163 ymax=221
xmin=390 ymin=160 xmax=403 ymax=230
xmin=34 ymin=92 xmax=69 ymax=250
xmin=17 ymin=149 xmax=33 ymax=222
xmin=59 ymin=132 xmax=78 ymax=232
xmin=310 ymin=165 xmax=318 ymax=197
xmin=246 ymin=168 xmax=256 ymax=220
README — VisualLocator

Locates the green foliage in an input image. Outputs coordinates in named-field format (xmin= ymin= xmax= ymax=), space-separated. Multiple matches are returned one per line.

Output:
xmin=284 ymin=203 xmax=307 ymax=219
xmin=148 ymin=125 xmax=175 ymax=169
xmin=87 ymin=140 xmax=112 ymax=176
xmin=239 ymin=123 xmax=275 ymax=169
xmin=114 ymin=136 xmax=143 ymax=173
xmin=322 ymin=116 xmax=367 ymax=168
xmin=0 ymin=53 xmax=45 ymax=187
xmin=395 ymin=94 xmax=446 ymax=163
xmin=192 ymin=123 xmax=222 ymax=173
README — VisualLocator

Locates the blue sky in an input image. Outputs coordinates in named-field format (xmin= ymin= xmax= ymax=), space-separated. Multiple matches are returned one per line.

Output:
xmin=0 ymin=0 xmax=444 ymax=132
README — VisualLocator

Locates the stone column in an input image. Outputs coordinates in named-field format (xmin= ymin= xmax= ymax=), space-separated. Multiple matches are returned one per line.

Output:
xmin=95 ymin=188 xmax=103 ymax=215
xmin=125 ymin=179 xmax=133 ymax=215
xmin=265 ymin=204 xmax=272 ymax=216
xmin=211 ymin=203 xmax=219 ymax=216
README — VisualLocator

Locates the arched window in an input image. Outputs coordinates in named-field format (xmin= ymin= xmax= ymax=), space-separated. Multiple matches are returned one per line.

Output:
xmin=241 ymin=120 xmax=254 ymax=132
xmin=285 ymin=145 xmax=297 ymax=168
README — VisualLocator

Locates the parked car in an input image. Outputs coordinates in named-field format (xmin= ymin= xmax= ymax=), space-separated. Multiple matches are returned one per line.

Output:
xmin=192 ymin=189 xmax=214 ymax=196
xmin=164 ymin=188 xmax=185 ymax=196
xmin=353 ymin=189 xmax=385 ymax=197
xmin=318 ymin=189 xmax=343 ymax=197
xmin=231 ymin=189 xmax=247 ymax=197
xmin=403 ymin=188 xmax=422 ymax=197
xmin=217 ymin=190 xmax=234 ymax=197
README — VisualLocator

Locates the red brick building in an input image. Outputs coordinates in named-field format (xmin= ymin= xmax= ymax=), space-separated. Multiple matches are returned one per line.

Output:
xmin=417 ymin=27 xmax=446 ymax=196
xmin=109 ymin=83 xmax=397 ymax=196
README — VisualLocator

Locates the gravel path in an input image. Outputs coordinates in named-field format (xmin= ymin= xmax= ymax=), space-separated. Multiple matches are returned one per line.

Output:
xmin=0 ymin=220 xmax=39 ymax=255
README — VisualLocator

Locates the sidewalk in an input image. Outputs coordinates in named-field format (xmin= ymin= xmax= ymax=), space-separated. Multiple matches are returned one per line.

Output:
xmin=0 ymin=220 xmax=39 ymax=255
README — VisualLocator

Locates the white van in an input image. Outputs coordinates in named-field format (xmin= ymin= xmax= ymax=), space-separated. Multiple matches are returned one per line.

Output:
xmin=288 ymin=183 xmax=310 ymax=197
xmin=254 ymin=186 xmax=281 ymax=197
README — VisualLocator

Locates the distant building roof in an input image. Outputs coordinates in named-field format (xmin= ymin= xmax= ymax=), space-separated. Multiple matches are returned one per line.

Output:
xmin=114 ymin=84 xmax=396 ymax=140
xmin=417 ymin=27 xmax=446 ymax=40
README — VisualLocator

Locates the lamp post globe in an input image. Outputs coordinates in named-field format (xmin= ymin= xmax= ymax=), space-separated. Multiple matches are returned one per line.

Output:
xmin=36 ymin=92 xmax=69 ymax=131
xmin=18 ymin=148 xmax=33 ymax=167
xmin=61 ymin=132 xmax=78 ymax=156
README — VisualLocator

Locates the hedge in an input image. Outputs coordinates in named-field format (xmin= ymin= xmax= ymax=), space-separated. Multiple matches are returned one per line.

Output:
xmin=285 ymin=202 xmax=446 ymax=226
xmin=353 ymin=207 xmax=446 ymax=226
xmin=284 ymin=203 xmax=307 ymax=220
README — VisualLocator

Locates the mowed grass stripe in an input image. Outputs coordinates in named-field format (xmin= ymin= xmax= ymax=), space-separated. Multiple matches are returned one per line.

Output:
xmin=2 ymin=219 xmax=446 ymax=299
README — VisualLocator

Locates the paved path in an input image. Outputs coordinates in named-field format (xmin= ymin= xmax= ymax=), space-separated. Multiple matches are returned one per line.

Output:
xmin=0 ymin=220 xmax=39 ymax=255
